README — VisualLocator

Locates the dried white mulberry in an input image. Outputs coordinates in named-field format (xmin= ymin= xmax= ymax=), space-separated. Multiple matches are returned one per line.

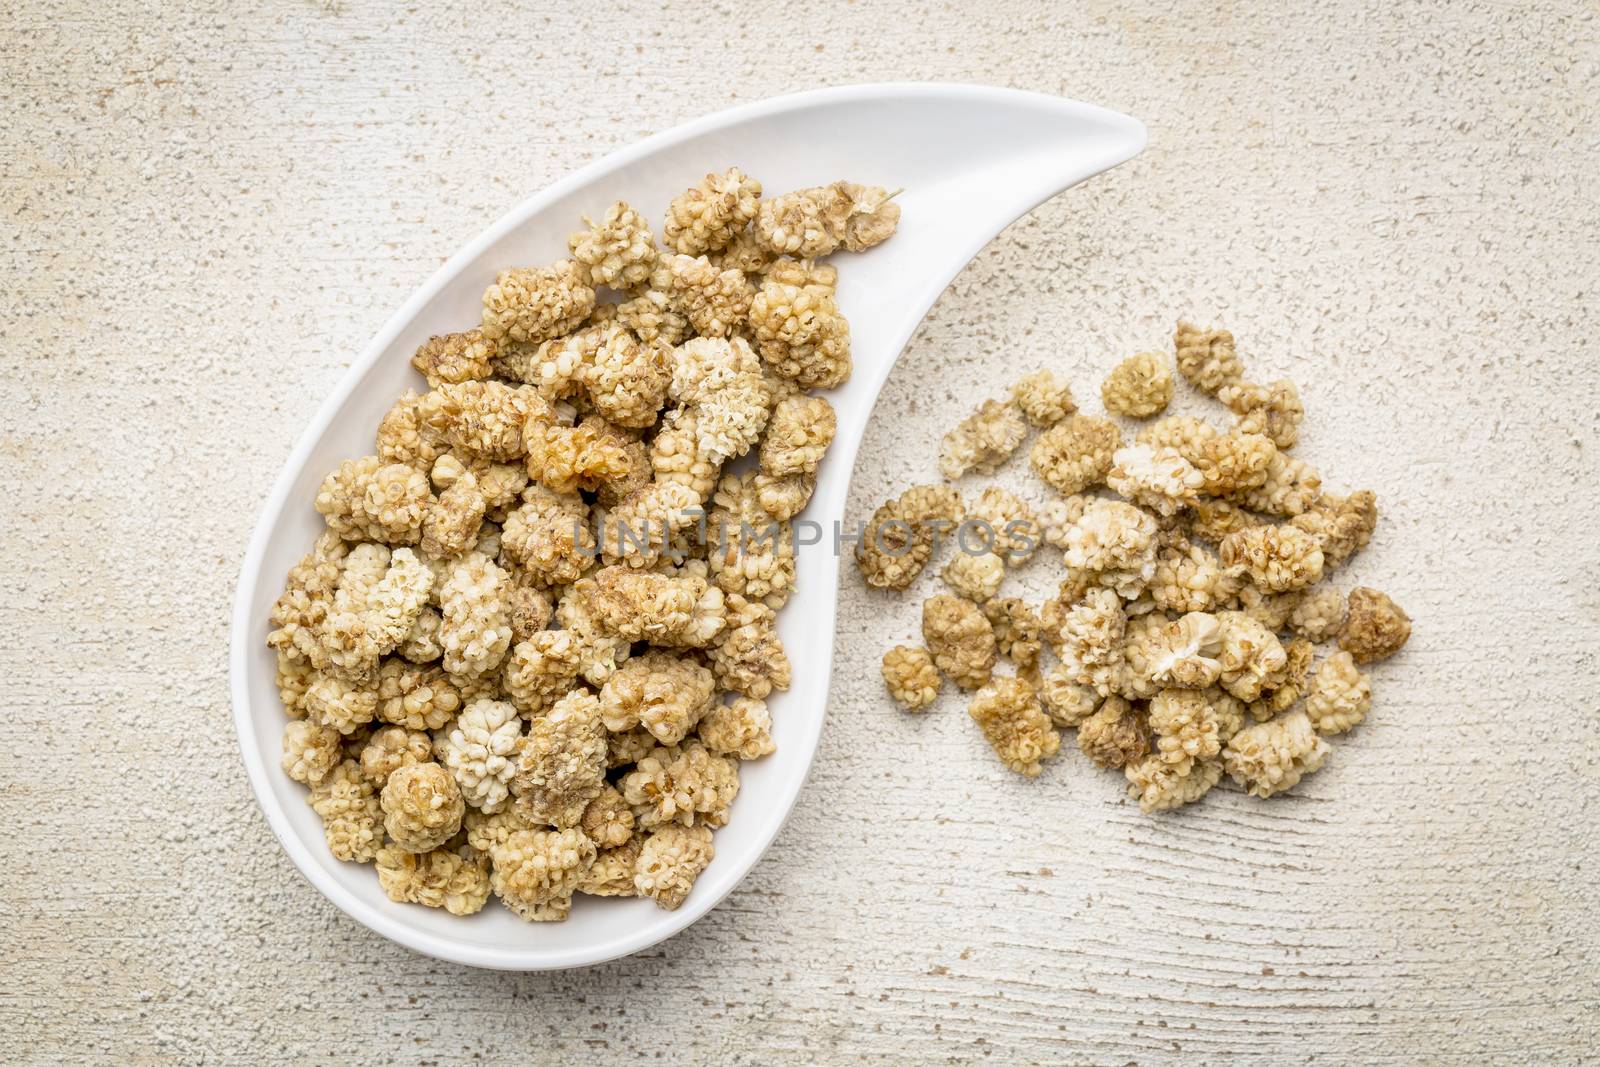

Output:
xmin=968 ymin=676 xmax=1060 ymax=777
xmin=1223 ymin=711 xmax=1330 ymax=798
xmin=434 ymin=698 xmax=523 ymax=814
xmin=1101 ymin=352 xmax=1174 ymax=417
xmin=380 ymin=761 xmax=465 ymax=853
xmin=881 ymin=645 xmax=941 ymax=711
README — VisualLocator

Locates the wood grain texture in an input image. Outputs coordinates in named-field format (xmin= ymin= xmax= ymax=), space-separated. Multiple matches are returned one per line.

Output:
xmin=2 ymin=1 xmax=1595 ymax=1063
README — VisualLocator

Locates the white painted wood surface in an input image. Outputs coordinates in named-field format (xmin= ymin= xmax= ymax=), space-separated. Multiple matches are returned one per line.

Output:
xmin=3 ymin=1 xmax=1595 ymax=1062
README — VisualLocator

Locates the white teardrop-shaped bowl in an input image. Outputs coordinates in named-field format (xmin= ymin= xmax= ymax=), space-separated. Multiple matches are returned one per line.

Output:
xmin=232 ymin=82 xmax=1145 ymax=970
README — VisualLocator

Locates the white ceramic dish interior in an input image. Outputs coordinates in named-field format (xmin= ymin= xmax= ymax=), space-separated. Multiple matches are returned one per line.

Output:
xmin=231 ymin=82 xmax=1145 ymax=970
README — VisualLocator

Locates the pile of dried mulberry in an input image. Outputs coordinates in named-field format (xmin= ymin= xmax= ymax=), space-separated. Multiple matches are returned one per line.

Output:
xmin=868 ymin=322 xmax=1411 ymax=813
xmin=270 ymin=166 xmax=898 ymax=920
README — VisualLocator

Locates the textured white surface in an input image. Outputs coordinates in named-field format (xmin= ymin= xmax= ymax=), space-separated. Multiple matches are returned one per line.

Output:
xmin=3 ymin=1 xmax=1596 ymax=1063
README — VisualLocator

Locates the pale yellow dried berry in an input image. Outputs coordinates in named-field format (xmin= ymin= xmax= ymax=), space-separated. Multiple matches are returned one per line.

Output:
xmin=942 ymin=551 xmax=1005 ymax=602
xmin=579 ymin=784 xmax=636 ymax=850
xmin=967 ymin=486 xmax=1040 ymax=563
xmin=1077 ymin=696 xmax=1151 ymax=770
xmin=606 ymin=725 xmax=658 ymax=769
xmin=375 ymin=844 xmax=491 ymax=915
xmin=438 ymin=551 xmax=513 ymax=681
xmin=1148 ymin=688 xmax=1223 ymax=765
xmin=635 ymin=824 xmax=716 ymax=911
xmin=922 ymin=594 xmax=996 ymax=692
xmin=374 ymin=659 xmax=460 ymax=732
xmin=434 ymin=698 xmax=523 ymax=814
xmin=1339 ymin=587 xmax=1412 ymax=663
xmin=622 ymin=741 xmax=740 ymax=830
xmin=1232 ymin=451 xmax=1322 ymax=517
xmin=983 ymin=597 xmax=1043 ymax=671
xmin=580 ymin=324 xmax=670 ymax=429
xmin=754 ymin=181 xmax=898 ymax=257
xmin=1039 ymin=667 xmax=1102 ymax=730
xmin=580 ymin=836 xmax=644 ymax=897
xmin=897 ymin=484 xmax=964 ymax=527
xmin=524 ymin=416 xmax=637 ymax=496
xmin=463 ymin=807 xmax=532 ymax=857
xmin=304 ymin=671 xmax=379 ymax=736
xmin=598 ymin=650 xmax=717 ymax=745
xmin=1220 ymin=379 xmax=1304 ymax=450
xmin=490 ymin=828 xmax=595 ymax=922
xmin=709 ymin=594 xmax=791 ymax=698
xmin=419 ymin=380 xmax=547 ymax=462
xmin=939 ymin=399 xmax=1027 ymax=480
xmin=968 ymin=676 xmax=1060 ymax=777
xmin=315 ymin=457 xmax=432 ymax=545
xmin=1045 ymin=587 xmax=1126 ymax=696
xmin=309 ymin=759 xmax=384 ymax=862
xmin=752 ymin=470 xmax=815 ymax=521
xmin=698 ymin=696 xmax=775 ymax=759
xmin=554 ymin=585 xmax=633 ymax=687
xmin=568 ymin=201 xmax=657 ymax=290
xmin=1216 ymin=611 xmax=1289 ymax=702
xmin=1290 ymin=491 xmax=1378 ymax=570
xmin=380 ymin=761 xmax=464 ymax=853
xmin=1106 ymin=444 xmax=1205 ymax=517
xmin=411 ymin=328 xmax=498 ymax=388
xmin=1036 ymin=495 xmax=1091 ymax=549
xmin=495 ymin=325 xmax=602 ymax=400
xmin=275 ymin=650 xmax=316 ymax=718
xmin=1060 ymin=500 xmax=1160 ymax=599
xmin=616 ymin=257 xmax=690 ymax=347
xmin=748 ymin=268 xmax=851 ymax=389
xmin=1030 ymin=415 xmax=1121 ymax=495
xmin=1223 ymin=711 xmax=1329 ymax=798
xmin=511 ymin=689 xmax=608 ymax=828
xmin=1187 ymin=499 xmax=1262 ymax=543
xmin=1304 ymin=650 xmax=1372 ymax=735
xmin=1146 ymin=612 xmax=1225 ymax=689
xmin=1011 ymin=369 xmax=1077 ymax=427
xmin=760 ymin=395 xmax=836 ymax=476
xmin=1149 ymin=534 xmax=1228 ymax=614
xmin=480 ymin=260 xmax=596 ymax=344
xmin=1101 ymin=352 xmax=1174 ymax=417
xmin=376 ymin=390 xmax=448 ymax=470
xmin=282 ymin=720 xmax=342 ymax=786
xmin=663 ymin=168 xmax=762 ymax=256
xmin=855 ymin=499 xmax=934 ymax=590
xmin=881 ymin=645 xmax=941 ymax=711
xmin=502 ymin=630 xmax=582 ymax=716
xmin=358 ymin=723 xmax=434 ymax=786
xmin=501 ymin=486 xmax=594 ymax=587
xmin=665 ymin=253 xmax=753 ymax=338
xmin=599 ymin=479 xmax=703 ymax=570
xmin=1125 ymin=754 xmax=1222 ymax=813
xmin=1173 ymin=320 xmax=1245 ymax=396
xmin=714 ymin=228 xmax=775 ymax=275
xmin=365 ymin=548 xmax=434 ymax=654
xmin=1287 ymin=586 xmax=1347 ymax=642
xmin=1219 ymin=523 xmax=1326 ymax=594
xmin=420 ymin=473 xmax=487 ymax=559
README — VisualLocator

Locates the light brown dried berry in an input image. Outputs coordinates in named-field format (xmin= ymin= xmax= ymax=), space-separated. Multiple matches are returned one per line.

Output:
xmin=1304 ymin=650 xmax=1372 ymax=734
xmin=753 ymin=181 xmax=899 ymax=257
xmin=1030 ymin=415 xmax=1121 ymax=495
xmin=490 ymin=828 xmax=595 ymax=921
xmin=1011 ymin=369 xmax=1077 ymax=428
xmin=1187 ymin=499 xmax=1262 ymax=544
xmin=881 ymin=645 xmax=941 ymax=711
xmin=1290 ymin=491 xmax=1378 ymax=570
xmin=579 ymin=784 xmax=636 ymax=850
xmin=305 ymin=671 xmax=380 ymax=736
xmin=358 ymin=723 xmax=433 ymax=786
xmin=377 ymin=390 xmax=449 ymax=470
xmin=663 ymin=168 xmax=762 ymax=256
xmin=1216 ymin=611 xmax=1289 ymax=702
xmin=502 ymin=630 xmax=583 ymax=716
xmin=511 ymin=689 xmax=608 ymax=828
xmin=1232 ymin=451 xmax=1322 ymax=517
xmin=309 ymin=759 xmax=383 ymax=862
xmin=968 ymin=676 xmax=1060 ymax=777
xmin=1076 ymin=696 xmax=1152 ymax=770
xmin=1060 ymin=500 xmax=1160 ymax=599
xmin=1148 ymin=688 xmax=1223 ymax=765
xmin=580 ymin=836 xmax=644 ymax=898
xmin=1125 ymin=754 xmax=1221 ymax=813
xmin=942 ymin=551 xmax=1005 ymax=602
xmin=922 ymin=594 xmax=997 ymax=692
xmin=939 ymin=399 xmax=1028 ymax=480
xmin=1219 ymin=523 xmax=1325 ymax=593
xmin=581 ymin=324 xmax=670 ymax=429
xmin=1247 ymin=637 xmax=1315 ymax=721
xmin=698 ymin=696 xmax=775 ymax=759
xmin=855 ymin=500 xmax=935 ymax=590
xmin=1149 ymin=534 xmax=1228 ymax=614
xmin=760 ymin=395 xmax=836 ymax=477
xmin=375 ymin=844 xmax=491 ymax=916
xmin=634 ymin=824 xmax=716 ymax=910
xmin=381 ymin=762 xmax=464 ymax=853
xmin=501 ymin=488 xmax=594 ymax=587
xmin=1101 ymin=352 xmax=1174 ymax=417
xmin=897 ymin=484 xmax=964 ymax=527
xmin=1173 ymin=320 xmax=1244 ymax=396
xmin=420 ymin=473 xmax=487 ymax=559
xmin=1223 ymin=711 xmax=1329 ymax=798
xmin=748 ymin=269 xmax=851 ymax=389
xmin=622 ymin=741 xmax=740 ymax=830
xmin=568 ymin=201 xmax=656 ymax=290
xmin=983 ymin=597 xmax=1043 ymax=671
xmin=1038 ymin=663 xmax=1102 ymax=728
xmin=666 ymin=253 xmax=753 ymax=338
xmin=1287 ymin=586 xmax=1347 ymax=642
xmin=480 ymin=260 xmax=596 ymax=344
xmin=752 ymin=470 xmax=815 ymax=521
xmin=315 ymin=457 xmax=432 ymax=545
xmin=1106 ymin=444 xmax=1205 ymax=517
xmin=708 ymin=595 xmax=791 ymax=699
xmin=1339 ymin=587 xmax=1411 ymax=663
xmin=968 ymin=486 xmax=1040 ymax=563
xmin=411 ymin=329 xmax=498 ymax=388
xmin=1220 ymin=379 xmax=1304 ymax=450
xmin=598 ymin=650 xmax=717 ymax=745
xmin=282 ymin=720 xmax=342 ymax=786
xmin=419 ymin=380 xmax=547 ymax=462
xmin=1146 ymin=612 xmax=1225 ymax=689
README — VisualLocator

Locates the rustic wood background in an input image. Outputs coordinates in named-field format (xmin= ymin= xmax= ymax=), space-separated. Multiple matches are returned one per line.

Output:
xmin=4 ymin=1 xmax=1595 ymax=1062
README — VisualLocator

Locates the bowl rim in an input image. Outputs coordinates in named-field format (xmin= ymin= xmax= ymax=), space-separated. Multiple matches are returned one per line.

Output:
xmin=231 ymin=80 xmax=1146 ymax=970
